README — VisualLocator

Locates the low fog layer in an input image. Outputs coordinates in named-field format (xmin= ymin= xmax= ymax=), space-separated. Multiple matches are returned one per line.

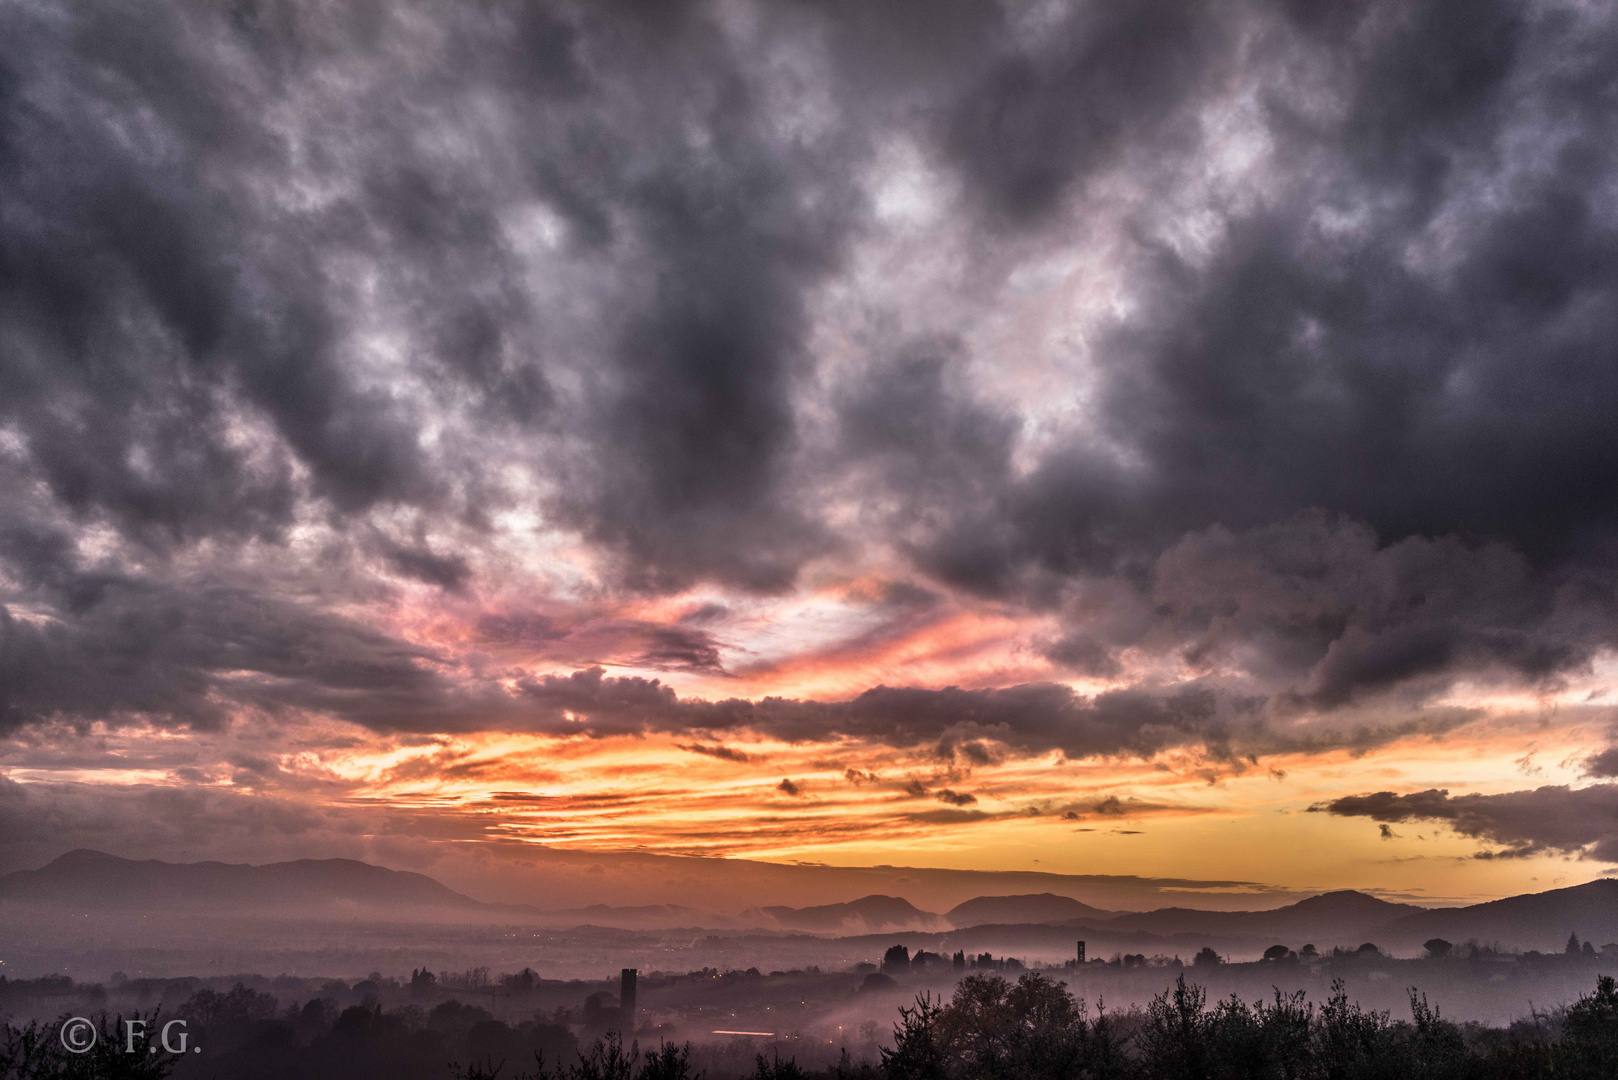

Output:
xmin=4 ymin=949 xmax=1617 ymax=1056
xmin=5 ymin=850 xmax=1618 ymax=1031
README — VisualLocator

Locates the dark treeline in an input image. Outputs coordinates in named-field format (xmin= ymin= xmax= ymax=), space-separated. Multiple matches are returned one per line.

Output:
xmin=1 ymin=983 xmax=575 ymax=1080
xmin=5 ymin=973 xmax=1618 ymax=1079
xmin=875 ymin=972 xmax=1618 ymax=1080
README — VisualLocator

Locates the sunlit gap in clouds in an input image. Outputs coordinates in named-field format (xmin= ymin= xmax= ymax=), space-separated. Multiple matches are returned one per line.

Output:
xmin=211 ymin=702 xmax=1598 ymax=865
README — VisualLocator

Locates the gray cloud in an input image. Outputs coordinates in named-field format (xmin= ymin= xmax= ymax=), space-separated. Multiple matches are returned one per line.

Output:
xmin=0 ymin=576 xmax=506 ymax=735
xmin=502 ymin=665 xmax=1462 ymax=766
xmin=967 ymin=0 xmax=1618 ymax=579
xmin=1313 ymin=784 xmax=1618 ymax=861
xmin=0 ymin=510 xmax=515 ymax=736
xmin=942 ymin=0 xmax=1231 ymax=221
xmin=628 ymin=626 xmax=728 ymax=674
xmin=1585 ymin=747 xmax=1618 ymax=779
xmin=379 ymin=541 xmax=473 ymax=593
xmin=830 ymin=0 xmax=1618 ymax=705
xmin=678 ymin=743 xmax=763 ymax=764
xmin=1044 ymin=513 xmax=1616 ymax=712
xmin=0 ymin=0 xmax=865 ymax=583
xmin=0 ymin=513 xmax=1549 ymax=761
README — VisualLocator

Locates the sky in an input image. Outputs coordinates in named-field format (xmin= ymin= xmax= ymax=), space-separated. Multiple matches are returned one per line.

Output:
xmin=2 ymin=0 xmax=1618 ymax=910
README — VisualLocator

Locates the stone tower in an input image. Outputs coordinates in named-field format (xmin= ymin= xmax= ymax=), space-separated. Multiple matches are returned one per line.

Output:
xmin=620 ymin=968 xmax=638 ymax=1031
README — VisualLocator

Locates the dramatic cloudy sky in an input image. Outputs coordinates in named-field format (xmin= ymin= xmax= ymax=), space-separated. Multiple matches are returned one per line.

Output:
xmin=3 ymin=0 xmax=1618 ymax=906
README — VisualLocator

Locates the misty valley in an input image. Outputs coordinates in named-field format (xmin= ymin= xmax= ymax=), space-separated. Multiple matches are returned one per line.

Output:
xmin=4 ymin=852 xmax=1618 ymax=1078
xmin=5 ymin=942 xmax=1618 ymax=1078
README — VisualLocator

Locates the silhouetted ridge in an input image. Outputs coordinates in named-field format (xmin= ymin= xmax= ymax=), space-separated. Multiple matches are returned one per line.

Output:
xmin=946 ymin=892 xmax=1117 ymax=927
xmin=1384 ymin=879 xmax=1618 ymax=952
xmin=0 ymin=849 xmax=486 ymax=915
xmin=756 ymin=894 xmax=945 ymax=932
xmin=1100 ymin=890 xmax=1424 ymax=939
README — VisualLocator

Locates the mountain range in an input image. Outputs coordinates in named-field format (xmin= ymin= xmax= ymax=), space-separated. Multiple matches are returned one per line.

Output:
xmin=5 ymin=850 xmax=1615 ymax=954
xmin=0 ymin=848 xmax=493 ymax=918
xmin=1094 ymin=890 xmax=1425 ymax=942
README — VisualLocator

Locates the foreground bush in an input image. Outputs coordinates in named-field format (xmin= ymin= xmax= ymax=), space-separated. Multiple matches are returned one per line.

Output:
xmin=1 ymin=1013 xmax=175 ymax=1080
xmin=880 ymin=972 xmax=1618 ymax=1080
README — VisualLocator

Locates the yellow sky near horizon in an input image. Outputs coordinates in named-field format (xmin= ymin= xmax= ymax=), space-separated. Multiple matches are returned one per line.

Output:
xmin=8 ymin=690 xmax=1607 ymax=909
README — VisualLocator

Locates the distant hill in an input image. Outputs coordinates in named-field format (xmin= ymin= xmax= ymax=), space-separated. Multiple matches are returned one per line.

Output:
xmin=754 ymin=894 xmax=947 ymax=933
xmin=1382 ymin=879 xmax=1618 ymax=953
xmin=0 ymin=849 xmax=491 ymax=918
xmin=1099 ymin=891 xmax=1425 ymax=945
xmin=947 ymin=893 xmax=1116 ymax=928
xmin=11 ymin=851 xmax=1610 ymax=957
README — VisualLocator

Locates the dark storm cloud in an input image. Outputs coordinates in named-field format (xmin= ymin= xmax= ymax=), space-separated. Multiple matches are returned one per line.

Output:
xmin=748 ymin=679 xmax=1232 ymax=759
xmin=0 ymin=2 xmax=442 ymax=539
xmin=0 ymin=0 xmax=864 ymax=577
xmin=835 ymin=339 xmax=1020 ymax=583
xmin=504 ymin=665 xmax=1442 ymax=764
xmin=473 ymin=608 xmax=728 ymax=673
xmin=514 ymin=666 xmax=679 ymax=731
xmin=836 ymin=0 xmax=1618 ymax=707
xmin=1314 ymin=784 xmax=1618 ymax=861
xmin=943 ymin=0 xmax=1230 ymax=220
xmin=0 ymin=507 xmax=516 ymax=735
xmin=561 ymin=98 xmax=859 ymax=593
xmin=983 ymin=0 xmax=1616 ymax=567
xmin=0 ymin=514 xmax=1517 ymax=754
xmin=2 ymin=0 xmax=1618 ymax=762
xmin=379 ymin=541 xmax=473 ymax=593
xmin=4 ymin=516 xmax=1242 ymax=752
xmin=1067 ymin=513 xmax=1617 ymax=711
xmin=0 ymin=0 xmax=867 ymax=738
xmin=837 ymin=341 xmax=1017 ymax=502
xmin=0 ymin=574 xmax=510 ymax=736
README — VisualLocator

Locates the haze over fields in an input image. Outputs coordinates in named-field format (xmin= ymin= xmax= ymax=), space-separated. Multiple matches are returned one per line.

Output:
xmin=4 ymin=850 xmax=1617 ymax=983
